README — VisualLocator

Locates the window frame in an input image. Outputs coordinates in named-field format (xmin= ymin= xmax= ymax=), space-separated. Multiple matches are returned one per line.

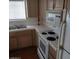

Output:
xmin=9 ymin=0 xmax=28 ymax=21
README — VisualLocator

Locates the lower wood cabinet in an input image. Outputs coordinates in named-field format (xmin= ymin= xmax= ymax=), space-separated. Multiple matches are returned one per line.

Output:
xmin=48 ymin=45 xmax=56 ymax=59
xmin=9 ymin=37 xmax=17 ymax=50
xmin=32 ymin=29 xmax=37 ymax=46
xmin=17 ymin=34 xmax=32 ymax=48
xmin=9 ymin=29 xmax=36 ymax=50
xmin=49 ymin=54 xmax=54 ymax=59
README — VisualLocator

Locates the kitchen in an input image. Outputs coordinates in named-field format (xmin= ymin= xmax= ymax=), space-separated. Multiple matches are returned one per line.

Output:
xmin=9 ymin=0 xmax=70 ymax=59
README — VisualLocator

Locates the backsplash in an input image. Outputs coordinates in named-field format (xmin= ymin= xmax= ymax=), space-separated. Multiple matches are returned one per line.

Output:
xmin=26 ymin=17 xmax=38 ymax=25
xmin=9 ymin=19 xmax=27 ymax=27
xmin=9 ymin=17 xmax=38 ymax=27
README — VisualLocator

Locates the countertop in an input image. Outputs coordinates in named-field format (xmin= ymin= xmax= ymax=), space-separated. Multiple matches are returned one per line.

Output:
xmin=9 ymin=25 xmax=61 ymax=51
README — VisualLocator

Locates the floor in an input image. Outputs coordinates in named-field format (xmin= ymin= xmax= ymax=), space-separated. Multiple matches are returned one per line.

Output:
xmin=9 ymin=46 xmax=39 ymax=59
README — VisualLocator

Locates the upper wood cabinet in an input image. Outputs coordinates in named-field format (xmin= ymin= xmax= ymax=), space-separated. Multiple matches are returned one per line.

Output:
xmin=47 ymin=0 xmax=64 ymax=10
xmin=16 ymin=30 xmax=33 ymax=48
xmin=38 ymin=0 xmax=47 ymax=24
xmin=27 ymin=0 xmax=38 ymax=17
xmin=55 ymin=0 xmax=64 ymax=10
xmin=47 ymin=0 xmax=54 ymax=10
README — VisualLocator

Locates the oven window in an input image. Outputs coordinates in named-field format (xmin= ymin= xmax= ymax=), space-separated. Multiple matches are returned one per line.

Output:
xmin=40 ymin=40 xmax=46 ymax=54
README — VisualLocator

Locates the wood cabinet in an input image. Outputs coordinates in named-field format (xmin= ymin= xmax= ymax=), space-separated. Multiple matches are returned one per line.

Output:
xmin=9 ymin=32 xmax=17 ymax=50
xmin=47 ymin=0 xmax=64 ymax=10
xmin=55 ymin=0 xmax=64 ymax=10
xmin=32 ymin=29 xmax=37 ymax=46
xmin=47 ymin=0 xmax=54 ymax=10
xmin=16 ymin=30 xmax=33 ymax=48
xmin=9 ymin=29 xmax=36 ymax=50
xmin=27 ymin=0 xmax=38 ymax=17
xmin=9 ymin=36 xmax=17 ymax=50
xmin=49 ymin=54 xmax=54 ymax=59
xmin=38 ymin=0 xmax=47 ymax=24
xmin=48 ymin=45 xmax=56 ymax=59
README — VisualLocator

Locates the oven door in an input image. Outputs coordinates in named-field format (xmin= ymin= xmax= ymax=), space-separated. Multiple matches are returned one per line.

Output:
xmin=38 ymin=36 xmax=49 ymax=59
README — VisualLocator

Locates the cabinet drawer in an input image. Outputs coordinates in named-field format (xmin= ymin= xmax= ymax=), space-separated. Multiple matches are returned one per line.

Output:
xmin=49 ymin=45 xmax=56 ymax=59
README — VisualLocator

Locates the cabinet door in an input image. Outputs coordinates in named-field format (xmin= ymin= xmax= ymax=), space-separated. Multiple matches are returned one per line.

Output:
xmin=48 ymin=54 xmax=55 ymax=59
xmin=39 ymin=0 xmax=47 ymax=24
xmin=47 ymin=0 xmax=54 ymax=10
xmin=27 ymin=0 xmax=38 ymax=17
xmin=49 ymin=45 xmax=56 ymax=59
xmin=18 ymin=35 xmax=32 ymax=48
xmin=17 ymin=30 xmax=33 ymax=48
xmin=55 ymin=0 xmax=64 ymax=10
xmin=9 ymin=37 xmax=17 ymax=50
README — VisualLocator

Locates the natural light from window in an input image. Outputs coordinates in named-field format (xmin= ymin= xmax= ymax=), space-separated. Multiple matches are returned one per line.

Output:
xmin=9 ymin=1 xmax=26 ymax=20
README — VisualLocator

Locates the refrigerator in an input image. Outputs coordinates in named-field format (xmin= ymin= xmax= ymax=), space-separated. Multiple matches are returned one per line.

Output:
xmin=59 ymin=9 xmax=70 ymax=59
xmin=62 ymin=11 xmax=70 ymax=59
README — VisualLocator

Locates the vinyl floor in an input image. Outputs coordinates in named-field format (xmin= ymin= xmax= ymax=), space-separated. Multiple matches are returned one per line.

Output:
xmin=9 ymin=46 xmax=39 ymax=59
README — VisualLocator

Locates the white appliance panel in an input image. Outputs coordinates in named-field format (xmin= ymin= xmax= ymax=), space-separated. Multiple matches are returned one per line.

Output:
xmin=62 ymin=50 xmax=70 ymax=59
xmin=63 ymin=13 xmax=70 ymax=53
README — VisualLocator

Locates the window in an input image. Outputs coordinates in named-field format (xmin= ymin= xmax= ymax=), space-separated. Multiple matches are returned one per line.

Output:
xmin=9 ymin=0 xmax=26 ymax=21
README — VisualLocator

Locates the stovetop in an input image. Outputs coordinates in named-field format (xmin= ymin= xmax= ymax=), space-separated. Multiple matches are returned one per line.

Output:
xmin=39 ymin=30 xmax=59 ymax=50
xmin=41 ymin=31 xmax=58 ymax=41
